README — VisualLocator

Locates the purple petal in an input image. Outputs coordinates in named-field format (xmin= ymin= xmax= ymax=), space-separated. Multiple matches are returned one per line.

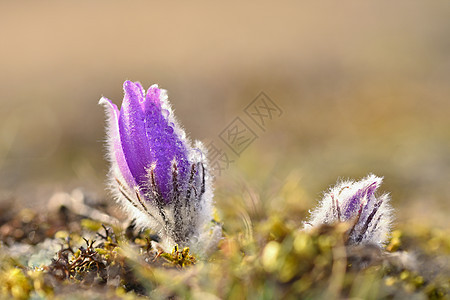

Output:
xmin=344 ymin=181 xmax=378 ymax=219
xmin=359 ymin=181 xmax=379 ymax=220
xmin=134 ymin=81 xmax=145 ymax=97
xmin=343 ymin=189 xmax=364 ymax=219
xmin=365 ymin=182 xmax=377 ymax=198
xmin=118 ymin=81 xmax=153 ymax=191
xmin=141 ymin=85 xmax=190 ymax=201
xmin=145 ymin=84 xmax=161 ymax=106
xmin=133 ymin=82 xmax=147 ymax=110
xmin=99 ymin=97 xmax=136 ymax=189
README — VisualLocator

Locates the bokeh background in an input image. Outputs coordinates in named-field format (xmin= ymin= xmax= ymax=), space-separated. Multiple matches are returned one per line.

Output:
xmin=1 ymin=1 xmax=449 ymax=228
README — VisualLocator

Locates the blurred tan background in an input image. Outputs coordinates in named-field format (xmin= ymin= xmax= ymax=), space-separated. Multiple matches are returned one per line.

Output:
xmin=0 ymin=1 xmax=449 ymax=226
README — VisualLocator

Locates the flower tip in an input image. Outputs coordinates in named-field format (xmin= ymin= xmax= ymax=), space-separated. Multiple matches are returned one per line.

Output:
xmin=123 ymin=80 xmax=146 ymax=100
xmin=149 ymin=83 xmax=159 ymax=90
xmin=123 ymin=80 xmax=134 ymax=89
xmin=98 ymin=97 xmax=113 ymax=107
xmin=365 ymin=174 xmax=384 ymax=189
xmin=146 ymin=84 xmax=161 ymax=104
xmin=367 ymin=173 xmax=383 ymax=181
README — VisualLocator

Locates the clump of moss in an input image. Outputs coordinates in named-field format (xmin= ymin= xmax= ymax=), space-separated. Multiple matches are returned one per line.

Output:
xmin=0 ymin=252 xmax=54 ymax=299
xmin=0 ymin=266 xmax=32 ymax=300
xmin=0 ymin=189 xmax=448 ymax=299
xmin=159 ymin=245 xmax=197 ymax=268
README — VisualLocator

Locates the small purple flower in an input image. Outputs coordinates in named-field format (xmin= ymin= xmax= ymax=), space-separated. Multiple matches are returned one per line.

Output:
xmin=305 ymin=174 xmax=393 ymax=246
xmin=99 ymin=81 xmax=220 ymax=252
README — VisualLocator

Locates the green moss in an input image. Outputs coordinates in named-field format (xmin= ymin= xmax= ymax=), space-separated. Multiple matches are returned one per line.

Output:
xmin=0 ymin=186 xmax=448 ymax=299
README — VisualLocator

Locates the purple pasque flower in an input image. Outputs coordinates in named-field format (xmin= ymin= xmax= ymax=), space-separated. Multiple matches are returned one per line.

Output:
xmin=99 ymin=81 xmax=220 ymax=252
xmin=304 ymin=174 xmax=393 ymax=246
